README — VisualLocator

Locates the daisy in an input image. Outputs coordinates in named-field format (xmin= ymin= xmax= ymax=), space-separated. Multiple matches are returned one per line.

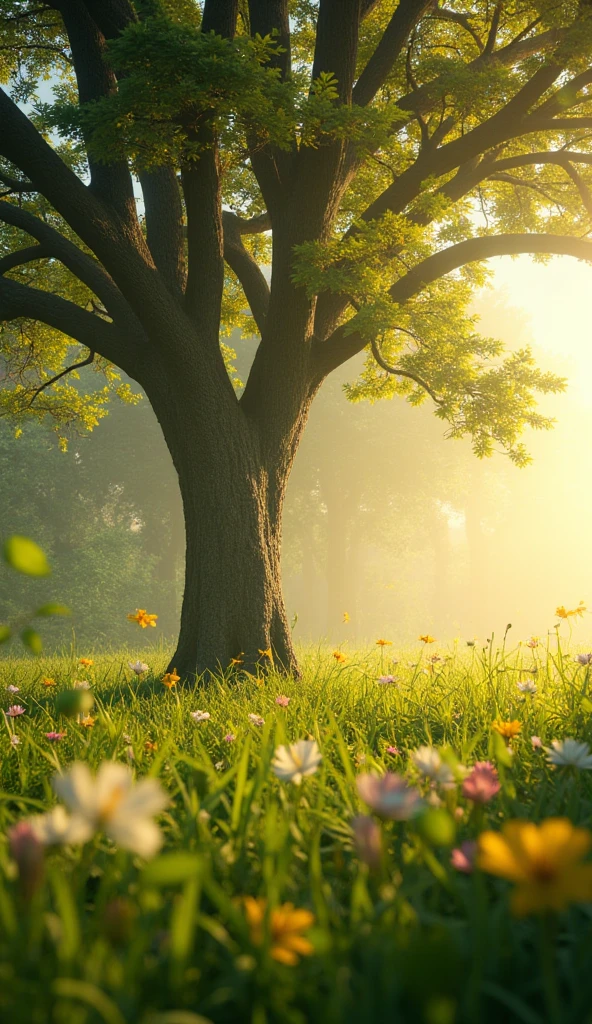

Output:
xmin=271 ymin=740 xmax=322 ymax=785
xmin=545 ymin=738 xmax=592 ymax=769
xmin=411 ymin=745 xmax=457 ymax=787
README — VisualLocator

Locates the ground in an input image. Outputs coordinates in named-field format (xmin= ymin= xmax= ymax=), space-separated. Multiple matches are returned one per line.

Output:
xmin=1 ymin=636 xmax=592 ymax=1024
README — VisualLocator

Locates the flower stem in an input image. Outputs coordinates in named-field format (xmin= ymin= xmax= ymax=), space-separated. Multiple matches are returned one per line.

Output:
xmin=539 ymin=913 xmax=562 ymax=1024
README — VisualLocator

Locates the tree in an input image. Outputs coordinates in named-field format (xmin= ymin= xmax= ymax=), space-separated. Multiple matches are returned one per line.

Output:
xmin=1 ymin=0 xmax=592 ymax=677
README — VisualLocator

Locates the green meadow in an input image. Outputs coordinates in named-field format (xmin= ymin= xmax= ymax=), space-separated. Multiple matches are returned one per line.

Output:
xmin=2 ymin=637 xmax=592 ymax=1024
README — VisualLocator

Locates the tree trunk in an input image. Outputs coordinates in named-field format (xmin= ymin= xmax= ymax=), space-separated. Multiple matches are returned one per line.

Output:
xmin=144 ymin=359 xmax=303 ymax=680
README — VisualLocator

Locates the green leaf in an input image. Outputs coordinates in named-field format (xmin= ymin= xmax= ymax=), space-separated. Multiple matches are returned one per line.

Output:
xmin=142 ymin=852 xmax=202 ymax=887
xmin=52 ymin=979 xmax=127 ymax=1024
xmin=0 ymin=625 xmax=11 ymax=644
xmin=20 ymin=627 xmax=43 ymax=655
xmin=3 ymin=535 xmax=51 ymax=576
xmin=35 ymin=602 xmax=71 ymax=617
xmin=416 ymin=808 xmax=456 ymax=847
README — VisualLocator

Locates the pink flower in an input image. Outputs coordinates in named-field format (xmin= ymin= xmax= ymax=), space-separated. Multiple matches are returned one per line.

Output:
xmin=248 ymin=714 xmax=265 ymax=727
xmin=461 ymin=762 xmax=500 ymax=804
xmin=357 ymin=772 xmax=424 ymax=820
xmin=451 ymin=840 xmax=477 ymax=874
xmin=45 ymin=731 xmax=67 ymax=742
xmin=7 ymin=685 xmax=19 ymax=694
xmin=531 ymin=735 xmax=542 ymax=749
xmin=377 ymin=675 xmax=399 ymax=685
xmin=352 ymin=815 xmax=382 ymax=870
xmin=224 ymin=733 xmax=236 ymax=743
xmin=275 ymin=695 xmax=290 ymax=707
xmin=7 ymin=821 xmax=44 ymax=899
xmin=385 ymin=745 xmax=400 ymax=756
xmin=6 ymin=705 xmax=25 ymax=718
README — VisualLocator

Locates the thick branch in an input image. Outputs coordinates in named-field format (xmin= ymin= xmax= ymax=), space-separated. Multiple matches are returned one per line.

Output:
xmin=0 ymin=244 xmax=50 ymax=275
xmin=353 ymin=0 xmax=433 ymax=106
xmin=247 ymin=1 xmax=290 ymax=78
xmin=0 ymin=276 xmax=129 ymax=368
xmin=223 ymin=212 xmax=270 ymax=335
xmin=139 ymin=168 xmax=186 ymax=297
xmin=313 ymin=0 xmax=362 ymax=103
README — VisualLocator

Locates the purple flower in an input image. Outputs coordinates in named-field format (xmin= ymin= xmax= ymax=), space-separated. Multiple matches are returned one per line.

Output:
xmin=450 ymin=840 xmax=477 ymax=874
xmin=275 ymin=695 xmax=290 ymax=707
xmin=357 ymin=772 xmax=424 ymax=820
xmin=385 ymin=745 xmax=400 ymax=756
xmin=461 ymin=762 xmax=500 ymax=804
xmin=45 ymin=731 xmax=67 ymax=742
xmin=224 ymin=733 xmax=236 ymax=743
xmin=6 ymin=705 xmax=25 ymax=718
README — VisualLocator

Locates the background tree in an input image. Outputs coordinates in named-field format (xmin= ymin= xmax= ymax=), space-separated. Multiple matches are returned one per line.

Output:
xmin=2 ymin=0 xmax=592 ymax=676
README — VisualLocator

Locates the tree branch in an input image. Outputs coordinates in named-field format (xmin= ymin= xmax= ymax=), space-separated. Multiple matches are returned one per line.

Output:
xmin=313 ymin=0 xmax=362 ymax=103
xmin=223 ymin=211 xmax=270 ymax=335
xmin=353 ymin=0 xmax=434 ymax=106
xmin=27 ymin=349 xmax=95 ymax=406
xmin=247 ymin=1 xmax=290 ymax=78
xmin=429 ymin=7 xmax=484 ymax=53
xmin=0 ymin=244 xmax=50 ymax=275
xmin=139 ymin=168 xmax=186 ymax=297
xmin=370 ymin=336 xmax=442 ymax=403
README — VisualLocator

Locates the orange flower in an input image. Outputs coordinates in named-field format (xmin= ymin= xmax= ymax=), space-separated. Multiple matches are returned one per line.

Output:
xmin=80 ymin=714 xmax=95 ymax=728
xmin=333 ymin=651 xmax=346 ymax=664
xmin=418 ymin=635 xmax=436 ymax=644
xmin=230 ymin=654 xmax=244 ymax=666
xmin=162 ymin=669 xmax=180 ymax=689
xmin=244 ymin=897 xmax=315 ymax=965
xmin=376 ymin=639 xmax=392 ymax=647
xmin=493 ymin=719 xmax=521 ymax=740
xmin=145 ymin=740 xmax=158 ymax=752
xmin=79 ymin=658 xmax=93 ymax=668
xmin=42 ymin=677 xmax=56 ymax=688
xmin=556 ymin=601 xmax=586 ymax=620
xmin=127 ymin=609 xmax=158 ymax=628
xmin=258 ymin=648 xmax=273 ymax=660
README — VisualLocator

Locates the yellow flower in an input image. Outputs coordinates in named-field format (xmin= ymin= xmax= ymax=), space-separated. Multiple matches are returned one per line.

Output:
xmin=343 ymin=612 xmax=350 ymax=623
xmin=162 ymin=669 xmax=180 ymax=689
xmin=258 ymin=648 xmax=273 ymax=660
xmin=79 ymin=658 xmax=93 ymax=668
xmin=419 ymin=635 xmax=436 ymax=644
xmin=556 ymin=601 xmax=586 ymax=620
xmin=42 ymin=677 xmax=56 ymax=688
xmin=127 ymin=609 xmax=158 ymax=629
xmin=492 ymin=719 xmax=522 ymax=740
xmin=478 ymin=818 xmax=592 ymax=915
xmin=80 ymin=714 xmax=95 ymax=728
xmin=244 ymin=897 xmax=315 ymax=965
xmin=333 ymin=651 xmax=346 ymax=664
xmin=376 ymin=639 xmax=392 ymax=647
xmin=230 ymin=654 xmax=244 ymax=666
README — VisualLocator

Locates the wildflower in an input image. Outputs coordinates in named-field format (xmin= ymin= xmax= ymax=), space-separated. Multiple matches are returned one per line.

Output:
xmin=248 ymin=714 xmax=265 ymax=727
xmin=6 ymin=685 xmax=19 ymax=694
xmin=418 ymin=634 xmax=436 ymax=644
xmin=45 ymin=731 xmax=67 ymax=742
xmin=352 ymin=815 xmax=382 ymax=870
xmin=73 ymin=679 xmax=90 ymax=690
xmin=411 ymin=745 xmax=457 ymax=787
xmin=129 ymin=661 xmax=149 ymax=675
xmin=127 ymin=609 xmax=158 ymax=629
xmin=462 ymin=762 xmax=500 ymax=804
xmin=6 ymin=705 xmax=25 ymax=718
xmin=451 ymin=841 xmax=477 ymax=874
xmin=258 ymin=648 xmax=272 ymax=659
xmin=357 ymin=772 xmax=423 ymax=820
xmin=525 ymin=637 xmax=539 ymax=649
xmin=30 ymin=805 xmax=90 ymax=846
xmin=377 ymin=675 xmax=400 ymax=685
xmin=43 ymin=678 xmax=56 ymax=687
xmin=36 ymin=761 xmax=168 ymax=858
xmin=10 ymin=734 xmax=19 ymax=747
xmin=224 ymin=733 xmax=236 ymax=743
xmin=355 ymin=753 xmax=366 ymax=766
xmin=80 ymin=714 xmax=95 ymax=728
xmin=531 ymin=736 xmax=542 ymax=749
xmin=275 ymin=695 xmax=290 ymax=707
xmin=478 ymin=818 xmax=592 ymax=915
xmin=333 ymin=651 xmax=346 ymax=663
xmin=144 ymin=740 xmax=158 ymax=752
xmin=8 ymin=821 xmax=44 ymax=899
xmin=162 ymin=669 xmax=180 ymax=689
xmin=230 ymin=654 xmax=244 ymax=666
xmin=244 ymin=897 xmax=315 ymax=965
xmin=576 ymin=653 xmax=592 ymax=666
xmin=79 ymin=658 xmax=93 ymax=667
xmin=545 ymin=738 xmax=592 ymax=769
xmin=492 ymin=720 xmax=521 ymax=740
xmin=376 ymin=639 xmax=392 ymax=647
xmin=343 ymin=612 xmax=350 ymax=623
xmin=271 ymin=740 xmax=322 ymax=784
xmin=517 ymin=679 xmax=537 ymax=694
xmin=556 ymin=601 xmax=586 ymax=620
xmin=385 ymin=745 xmax=400 ymax=756
xmin=214 ymin=760 xmax=224 ymax=771
xmin=190 ymin=710 xmax=211 ymax=723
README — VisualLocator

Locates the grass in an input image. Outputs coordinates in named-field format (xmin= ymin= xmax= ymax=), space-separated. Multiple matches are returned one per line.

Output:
xmin=1 ymin=634 xmax=592 ymax=1024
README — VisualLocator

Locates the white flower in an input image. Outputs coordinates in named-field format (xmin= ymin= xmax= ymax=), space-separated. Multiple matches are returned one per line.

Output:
xmin=50 ymin=761 xmax=168 ymax=857
xmin=517 ymin=679 xmax=537 ymax=694
xmin=545 ymin=738 xmax=592 ymax=770
xmin=248 ymin=713 xmax=265 ymax=727
xmin=575 ymin=653 xmax=592 ymax=666
xmin=271 ymin=739 xmax=322 ymax=785
xmin=214 ymin=761 xmax=224 ymax=771
xmin=190 ymin=710 xmax=211 ymax=723
xmin=30 ymin=805 xmax=92 ymax=846
xmin=10 ymin=734 xmax=19 ymax=747
xmin=73 ymin=679 xmax=91 ymax=690
xmin=7 ymin=685 xmax=19 ymax=694
xmin=411 ymin=745 xmax=457 ymax=787
xmin=129 ymin=661 xmax=149 ymax=675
